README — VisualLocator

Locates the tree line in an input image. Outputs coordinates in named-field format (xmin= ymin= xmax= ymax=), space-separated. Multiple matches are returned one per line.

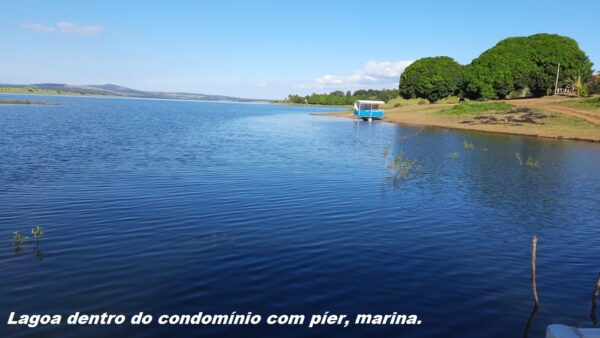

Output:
xmin=286 ymin=89 xmax=398 ymax=105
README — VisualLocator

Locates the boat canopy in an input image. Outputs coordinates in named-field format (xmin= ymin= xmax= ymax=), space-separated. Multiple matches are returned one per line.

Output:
xmin=354 ymin=100 xmax=385 ymax=110
xmin=355 ymin=100 xmax=385 ymax=106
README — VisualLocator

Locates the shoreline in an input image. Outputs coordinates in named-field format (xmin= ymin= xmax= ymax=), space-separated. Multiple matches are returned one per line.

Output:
xmin=0 ymin=90 xmax=272 ymax=104
xmin=323 ymin=112 xmax=600 ymax=143
xmin=0 ymin=92 xmax=272 ymax=104
xmin=318 ymin=97 xmax=600 ymax=143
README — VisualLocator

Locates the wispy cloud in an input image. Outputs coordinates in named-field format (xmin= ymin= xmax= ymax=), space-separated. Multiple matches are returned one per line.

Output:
xmin=300 ymin=60 xmax=413 ymax=90
xmin=56 ymin=22 xmax=103 ymax=36
xmin=22 ymin=23 xmax=56 ymax=33
xmin=22 ymin=22 xmax=103 ymax=37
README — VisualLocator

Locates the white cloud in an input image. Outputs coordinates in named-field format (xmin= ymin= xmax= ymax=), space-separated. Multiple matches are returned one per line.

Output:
xmin=255 ymin=82 xmax=268 ymax=87
xmin=56 ymin=22 xmax=103 ymax=36
xmin=22 ymin=22 xmax=103 ymax=37
xmin=22 ymin=23 xmax=56 ymax=33
xmin=301 ymin=60 xmax=413 ymax=90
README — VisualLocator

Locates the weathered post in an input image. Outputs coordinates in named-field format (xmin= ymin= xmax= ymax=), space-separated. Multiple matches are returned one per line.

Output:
xmin=531 ymin=235 xmax=539 ymax=306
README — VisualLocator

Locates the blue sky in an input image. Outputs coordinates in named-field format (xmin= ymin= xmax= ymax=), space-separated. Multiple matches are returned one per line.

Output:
xmin=1 ymin=0 xmax=599 ymax=99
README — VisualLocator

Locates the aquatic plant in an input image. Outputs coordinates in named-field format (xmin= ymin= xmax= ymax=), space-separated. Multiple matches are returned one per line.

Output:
xmin=13 ymin=226 xmax=45 ymax=260
xmin=526 ymin=156 xmax=541 ymax=169
xmin=515 ymin=152 xmax=523 ymax=166
xmin=383 ymin=145 xmax=390 ymax=161
xmin=387 ymin=152 xmax=419 ymax=181
xmin=463 ymin=140 xmax=475 ymax=150
xmin=13 ymin=226 xmax=44 ymax=244
xmin=447 ymin=152 xmax=461 ymax=159
xmin=14 ymin=231 xmax=28 ymax=243
xmin=32 ymin=225 xmax=44 ymax=238
xmin=515 ymin=152 xmax=541 ymax=169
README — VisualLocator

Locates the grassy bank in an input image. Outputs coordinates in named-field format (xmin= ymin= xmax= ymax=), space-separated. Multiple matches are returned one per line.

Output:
xmin=555 ymin=97 xmax=600 ymax=112
xmin=323 ymin=96 xmax=600 ymax=142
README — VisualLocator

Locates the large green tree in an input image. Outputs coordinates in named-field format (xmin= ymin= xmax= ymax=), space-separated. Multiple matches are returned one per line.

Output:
xmin=464 ymin=34 xmax=593 ymax=99
xmin=399 ymin=56 xmax=463 ymax=102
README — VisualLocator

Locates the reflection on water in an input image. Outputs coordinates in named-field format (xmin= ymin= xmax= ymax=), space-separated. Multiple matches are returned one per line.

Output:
xmin=0 ymin=94 xmax=599 ymax=338
xmin=524 ymin=305 xmax=539 ymax=338
xmin=14 ymin=240 xmax=44 ymax=261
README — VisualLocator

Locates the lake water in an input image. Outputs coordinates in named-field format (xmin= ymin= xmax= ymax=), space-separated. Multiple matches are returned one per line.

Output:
xmin=1 ymin=94 xmax=599 ymax=338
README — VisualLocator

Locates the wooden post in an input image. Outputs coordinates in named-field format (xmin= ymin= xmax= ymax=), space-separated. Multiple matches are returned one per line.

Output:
xmin=531 ymin=235 xmax=540 ymax=306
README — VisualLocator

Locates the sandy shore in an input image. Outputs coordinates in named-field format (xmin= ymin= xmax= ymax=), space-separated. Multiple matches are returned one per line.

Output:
xmin=320 ymin=96 xmax=600 ymax=143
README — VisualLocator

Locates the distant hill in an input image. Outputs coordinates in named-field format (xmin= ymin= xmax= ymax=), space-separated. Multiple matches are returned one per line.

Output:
xmin=0 ymin=83 xmax=270 ymax=102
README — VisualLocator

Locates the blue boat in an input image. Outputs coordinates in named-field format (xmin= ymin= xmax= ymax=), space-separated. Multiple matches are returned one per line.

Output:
xmin=353 ymin=100 xmax=385 ymax=121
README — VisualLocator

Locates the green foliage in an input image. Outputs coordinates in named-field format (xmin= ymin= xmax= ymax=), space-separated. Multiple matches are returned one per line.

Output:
xmin=286 ymin=89 xmax=398 ymax=105
xmin=353 ymin=89 xmax=399 ymax=102
xmin=516 ymin=152 xmax=541 ymax=169
xmin=32 ymin=225 xmax=44 ymax=239
xmin=464 ymin=34 xmax=593 ymax=99
xmin=387 ymin=152 xmax=419 ymax=180
xmin=439 ymin=102 xmax=513 ymax=115
xmin=589 ymin=74 xmax=600 ymax=95
xmin=515 ymin=152 xmax=523 ymax=166
xmin=462 ymin=140 xmax=475 ymax=150
xmin=526 ymin=156 xmax=541 ymax=169
xmin=399 ymin=56 xmax=464 ymax=102
xmin=507 ymin=88 xmax=531 ymax=99
xmin=577 ymin=83 xmax=589 ymax=97
xmin=13 ymin=226 xmax=44 ymax=244
xmin=14 ymin=231 xmax=28 ymax=243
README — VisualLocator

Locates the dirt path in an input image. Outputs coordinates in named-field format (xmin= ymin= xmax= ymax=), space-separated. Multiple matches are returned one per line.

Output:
xmin=542 ymin=105 xmax=600 ymax=125
xmin=508 ymin=96 xmax=600 ymax=125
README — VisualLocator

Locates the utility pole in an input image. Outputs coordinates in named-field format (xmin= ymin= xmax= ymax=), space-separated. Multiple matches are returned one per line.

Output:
xmin=554 ymin=63 xmax=561 ymax=95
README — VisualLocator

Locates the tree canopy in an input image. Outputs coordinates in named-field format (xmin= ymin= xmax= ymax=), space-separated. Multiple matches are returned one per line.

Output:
xmin=463 ymin=34 xmax=593 ymax=99
xmin=398 ymin=57 xmax=463 ymax=103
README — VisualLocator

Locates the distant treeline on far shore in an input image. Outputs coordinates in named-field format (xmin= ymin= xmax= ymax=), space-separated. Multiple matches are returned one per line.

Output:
xmin=286 ymin=89 xmax=398 ymax=105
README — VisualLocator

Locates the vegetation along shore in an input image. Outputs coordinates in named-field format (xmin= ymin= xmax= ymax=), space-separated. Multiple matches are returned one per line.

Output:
xmin=296 ymin=34 xmax=600 ymax=142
